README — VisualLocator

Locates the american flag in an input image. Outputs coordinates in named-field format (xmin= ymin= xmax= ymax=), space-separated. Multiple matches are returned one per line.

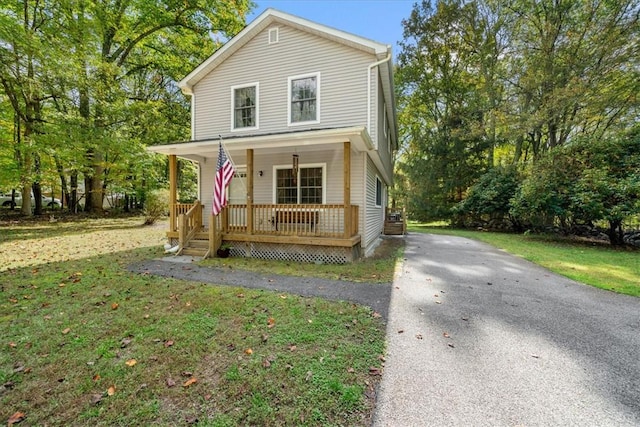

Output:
xmin=212 ymin=142 xmax=234 ymax=216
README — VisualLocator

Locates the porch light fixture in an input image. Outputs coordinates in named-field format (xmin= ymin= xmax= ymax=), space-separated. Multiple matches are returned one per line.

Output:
xmin=292 ymin=154 xmax=299 ymax=185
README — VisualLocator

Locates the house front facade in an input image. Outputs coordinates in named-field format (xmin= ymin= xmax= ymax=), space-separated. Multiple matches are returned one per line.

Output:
xmin=148 ymin=8 xmax=398 ymax=263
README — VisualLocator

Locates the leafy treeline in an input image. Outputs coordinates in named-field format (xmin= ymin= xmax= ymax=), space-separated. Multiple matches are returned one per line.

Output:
xmin=0 ymin=0 xmax=251 ymax=215
xmin=396 ymin=0 xmax=640 ymax=244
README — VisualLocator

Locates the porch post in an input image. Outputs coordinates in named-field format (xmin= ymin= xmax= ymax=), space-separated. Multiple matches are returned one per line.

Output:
xmin=246 ymin=149 xmax=254 ymax=234
xmin=169 ymin=154 xmax=177 ymax=233
xmin=343 ymin=141 xmax=351 ymax=238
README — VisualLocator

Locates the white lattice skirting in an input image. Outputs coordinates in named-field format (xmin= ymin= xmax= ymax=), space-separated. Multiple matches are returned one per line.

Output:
xmin=228 ymin=241 xmax=360 ymax=264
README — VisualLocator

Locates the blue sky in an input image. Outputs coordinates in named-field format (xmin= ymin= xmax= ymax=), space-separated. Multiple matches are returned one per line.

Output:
xmin=248 ymin=0 xmax=416 ymax=55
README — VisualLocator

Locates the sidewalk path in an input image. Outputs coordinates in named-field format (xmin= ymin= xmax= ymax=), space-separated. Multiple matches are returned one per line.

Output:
xmin=373 ymin=232 xmax=640 ymax=426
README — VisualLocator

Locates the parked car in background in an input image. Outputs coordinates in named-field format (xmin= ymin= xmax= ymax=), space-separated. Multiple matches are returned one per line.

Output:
xmin=0 ymin=191 xmax=62 ymax=208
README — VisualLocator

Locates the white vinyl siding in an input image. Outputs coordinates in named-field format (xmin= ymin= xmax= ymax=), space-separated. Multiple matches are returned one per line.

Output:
xmin=364 ymin=155 xmax=384 ymax=254
xmin=192 ymin=24 xmax=371 ymax=139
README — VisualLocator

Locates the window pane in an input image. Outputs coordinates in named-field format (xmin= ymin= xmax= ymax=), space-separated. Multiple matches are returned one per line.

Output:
xmin=291 ymin=77 xmax=316 ymax=122
xmin=376 ymin=178 xmax=382 ymax=206
xmin=300 ymin=167 xmax=322 ymax=204
xmin=276 ymin=169 xmax=297 ymax=204
xmin=234 ymin=86 xmax=256 ymax=128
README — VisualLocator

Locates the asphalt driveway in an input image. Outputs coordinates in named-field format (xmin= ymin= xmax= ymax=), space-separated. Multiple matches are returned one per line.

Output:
xmin=373 ymin=232 xmax=640 ymax=426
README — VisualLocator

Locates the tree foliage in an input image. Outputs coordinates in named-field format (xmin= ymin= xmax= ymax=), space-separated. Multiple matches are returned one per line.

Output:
xmin=511 ymin=128 xmax=640 ymax=244
xmin=0 ymin=0 xmax=252 ymax=215
xmin=397 ymin=0 xmax=640 ymax=243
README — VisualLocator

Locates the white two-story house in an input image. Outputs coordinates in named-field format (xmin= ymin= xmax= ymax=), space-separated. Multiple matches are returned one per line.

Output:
xmin=149 ymin=8 xmax=398 ymax=263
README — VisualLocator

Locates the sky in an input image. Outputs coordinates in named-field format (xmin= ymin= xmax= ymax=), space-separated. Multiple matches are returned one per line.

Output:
xmin=247 ymin=0 xmax=416 ymax=55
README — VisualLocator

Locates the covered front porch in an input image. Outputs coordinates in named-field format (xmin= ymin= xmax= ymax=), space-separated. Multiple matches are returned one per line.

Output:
xmin=151 ymin=127 xmax=375 ymax=263
xmin=168 ymin=201 xmax=360 ymax=263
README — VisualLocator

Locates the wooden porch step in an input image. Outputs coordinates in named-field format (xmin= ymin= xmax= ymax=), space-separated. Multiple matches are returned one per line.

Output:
xmin=181 ymin=247 xmax=208 ymax=256
xmin=188 ymin=239 xmax=209 ymax=249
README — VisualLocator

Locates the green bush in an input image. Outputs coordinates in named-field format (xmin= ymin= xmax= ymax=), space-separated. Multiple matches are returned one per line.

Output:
xmin=143 ymin=188 xmax=169 ymax=225
xmin=510 ymin=128 xmax=640 ymax=244
xmin=454 ymin=165 xmax=521 ymax=229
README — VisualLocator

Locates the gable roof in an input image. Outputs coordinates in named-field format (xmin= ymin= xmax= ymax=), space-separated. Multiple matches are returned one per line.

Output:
xmin=179 ymin=8 xmax=392 ymax=95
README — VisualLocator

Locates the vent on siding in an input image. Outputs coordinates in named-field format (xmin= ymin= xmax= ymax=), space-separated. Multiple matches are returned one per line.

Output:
xmin=268 ymin=27 xmax=279 ymax=44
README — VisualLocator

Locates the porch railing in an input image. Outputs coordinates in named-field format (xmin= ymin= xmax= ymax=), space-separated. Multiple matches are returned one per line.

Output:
xmin=171 ymin=203 xmax=199 ymax=233
xmin=177 ymin=200 xmax=203 ymax=254
xmin=170 ymin=203 xmax=359 ymax=239
xmin=223 ymin=204 xmax=359 ymax=238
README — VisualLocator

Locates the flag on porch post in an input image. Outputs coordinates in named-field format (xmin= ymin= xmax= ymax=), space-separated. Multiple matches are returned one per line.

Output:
xmin=212 ymin=142 xmax=234 ymax=216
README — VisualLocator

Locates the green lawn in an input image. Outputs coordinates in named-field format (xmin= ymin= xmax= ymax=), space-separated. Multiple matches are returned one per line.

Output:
xmin=1 ymin=216 xmax=388 ymax=426
xmin=409 ymin=223 xmax=640 ymax=297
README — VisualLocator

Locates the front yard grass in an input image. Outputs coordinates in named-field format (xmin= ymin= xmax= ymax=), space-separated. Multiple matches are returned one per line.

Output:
xmin=409 ymin=223 xmax=640 ymax=297
xmin=1 ymin=216 xmax=387 ymax=426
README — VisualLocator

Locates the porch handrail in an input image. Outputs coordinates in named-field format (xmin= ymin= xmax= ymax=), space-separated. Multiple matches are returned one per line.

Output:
xmin=171 ymin=203 xmax=197 ymax=232
xmin=223 ymin=203 xmax=359 ymax=238
xmin=177 ymin=200 xmax=202 ymax=254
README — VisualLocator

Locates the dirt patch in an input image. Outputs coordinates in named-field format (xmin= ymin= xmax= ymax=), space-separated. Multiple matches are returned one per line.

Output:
xmin=368 ymin=236 xmax=405 ymax=260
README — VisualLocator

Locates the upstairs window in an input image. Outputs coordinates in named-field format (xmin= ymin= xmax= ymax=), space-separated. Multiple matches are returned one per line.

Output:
xmin=288 ymin=73 xmax=319 ymax=125
xmin=232 ymin=83 xmax=258 ymax=130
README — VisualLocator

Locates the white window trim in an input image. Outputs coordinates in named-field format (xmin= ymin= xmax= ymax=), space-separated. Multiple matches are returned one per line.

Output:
xmin=268 ymin=27 xmax=279 ymax=44
xmin=230 ymin=82 xmax=259 ymax=132
xmin=287 ymin=72 xmax=320 ymax=126
xmin=375 ymin=176 xmax=383 ymax=208
xmin=272 ymin=162 xmax=326 ymax=204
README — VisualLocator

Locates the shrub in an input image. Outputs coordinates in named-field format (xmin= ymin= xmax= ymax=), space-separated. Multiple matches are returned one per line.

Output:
xmin=143 ymin=189 xmax=169 ymax=225
xmin=455 ymin=166 xmax=521 ymax=229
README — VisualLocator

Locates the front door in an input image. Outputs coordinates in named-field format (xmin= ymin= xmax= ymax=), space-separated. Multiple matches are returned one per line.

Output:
xmin=228 ymin=169 xmax=247 ymax=227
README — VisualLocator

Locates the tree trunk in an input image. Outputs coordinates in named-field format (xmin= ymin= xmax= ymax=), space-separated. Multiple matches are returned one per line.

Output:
xmin=607 ymin=220 xmax=625 ymax=246
xmin=32 ymin=153 xmax=43 ymax=215
xmin=70 ymin=172 xmax=79 ymax=213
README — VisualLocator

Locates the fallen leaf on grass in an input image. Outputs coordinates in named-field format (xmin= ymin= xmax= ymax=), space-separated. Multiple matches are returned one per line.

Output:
xmin=164 ymin=340 xmax=174 ymax=348
xmin=305 ymin=371 xmax=313 ymax=381
xmin=166 ymin=378 xmax=176 ymax=388
xmin=107 ymin=385 xmax=116 ymax=396
xmin=245 ymin=348 xmax=253 ymax=355
xmin=288 ymin=344 xmax=297 ymax=352
xmin=369 ymin=367 xmax=382 ymax=376
xmin=183 ymin=378 xmax=198 ymax=387
xmin=347 ymin=367 xmax=355 ymax=373
xmin=8 ymin=342 xmax=17 ymax=348
xmin=120 ymin=338 xmax=132 ymax=348
xmin=181 ymin=371 xmax=193 ymax=377
xmin=267 ymin=317 xmax=275 ymax=328
xmin=125 ymin=359 xmax=137 ymax=367
xmin=8 ymin=411 xmax=26 ymax=425
xmin=372 ymin=312 xmax=382 ymax=318
xmin=62 ymin=328 xmax=71 ymax=335
xmin=93 ymin=374 xmax=101 ymax=382
xmin=111 ymin=303 xmax=119 ymax=310
xmin=91 ymin=394 xmax=103 ymax=405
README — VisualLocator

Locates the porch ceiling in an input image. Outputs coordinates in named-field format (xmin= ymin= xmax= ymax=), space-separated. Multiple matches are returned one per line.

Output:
xmin=147 ymin=126 xmax=374 ymax=161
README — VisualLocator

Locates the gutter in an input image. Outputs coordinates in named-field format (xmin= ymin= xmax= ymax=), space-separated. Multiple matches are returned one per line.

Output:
xmin=366 ymin=50 xmax=392 ymax=141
